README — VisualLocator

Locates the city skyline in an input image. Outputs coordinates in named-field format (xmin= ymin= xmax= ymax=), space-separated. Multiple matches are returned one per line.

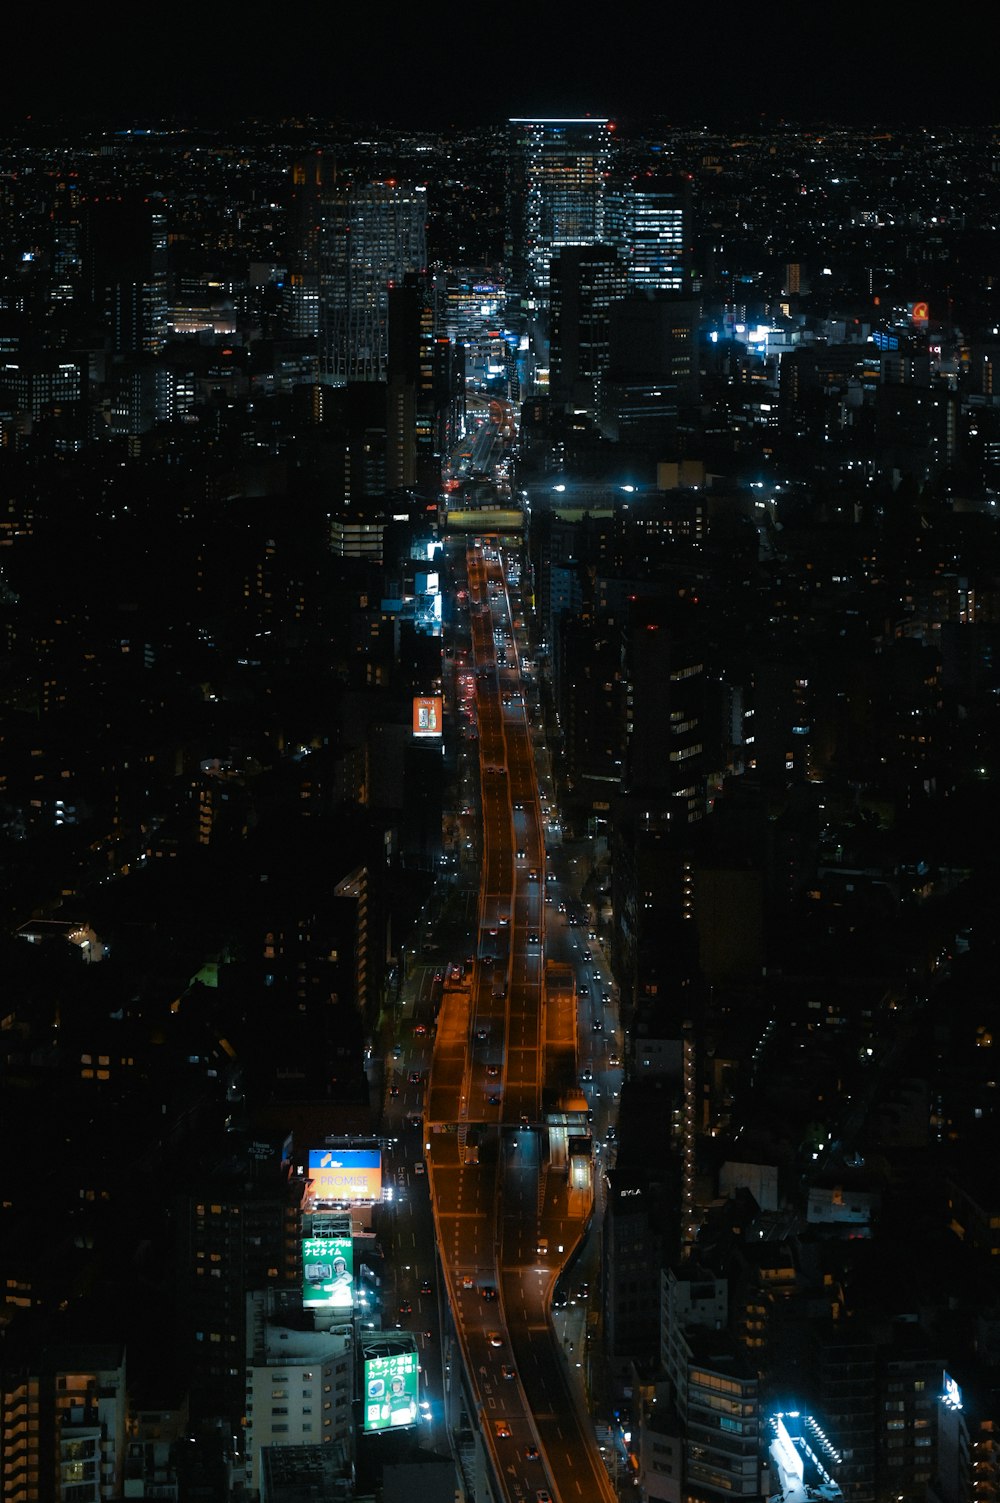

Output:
xmin=2 ymin=83 xmax=1000 ymax=1503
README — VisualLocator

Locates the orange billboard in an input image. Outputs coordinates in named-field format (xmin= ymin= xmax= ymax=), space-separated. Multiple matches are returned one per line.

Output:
xmin=412 ymin=696 xmax=443 ymax=738
xmin=308 ymin=1147 xmax=382 ymax=1203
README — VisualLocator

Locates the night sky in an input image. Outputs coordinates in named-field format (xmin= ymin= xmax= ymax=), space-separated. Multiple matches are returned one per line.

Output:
xmin=7 ymin=2 xmax=998 ymax=128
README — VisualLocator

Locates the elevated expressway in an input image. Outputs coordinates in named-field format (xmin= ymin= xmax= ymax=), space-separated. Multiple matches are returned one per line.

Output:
xmin=426 ymin=540 xmax=614 ymax=1503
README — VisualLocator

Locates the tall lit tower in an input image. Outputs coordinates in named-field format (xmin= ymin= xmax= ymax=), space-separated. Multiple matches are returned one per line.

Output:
xmin=322 ymin=181 xmax=427 ymax=383
xmin=549 ymin=244 xmax=626 ymax=413
xmin=287 ymin=153 xmax=325 ymax=340
xmin=85 ymin=192 xmax=168 ymax=356
xmin=506 ymin=118 xmax=613 ymax=306
xmin=618 ymin=171 xmax=692 ymax=293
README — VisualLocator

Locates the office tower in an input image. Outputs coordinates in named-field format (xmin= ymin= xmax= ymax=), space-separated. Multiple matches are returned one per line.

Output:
xmin=506 ymin=118 xmax=613 ymax=305
xmin=387 ymin=273 xmax=461 ymax=492
xmin=175 ymin=1168 xmax=302 ymax=1430
xmin=604 ymin=1168 xmax=665 ymax=1366
xmin=624 ymin=593 xmax=705 ymax=817
xmin=84 ymin=194 xmax=168 ymax=357
xmin=816 ymin=1327 xmax=877 ymax=1503
xmin=286 ymin=154 xmax=325 ymax=341
xmin=322 ymin=181 xmax=427 ymax=383
xmin=549 ymin=244 xmax=627 ymax=413
xmin=0 ymin=358 xmax=82 ymax=420
xmin=615 ymin=172 xmax=692 ymax=293
xmin=599 ymin=295 xmax=700 ymax=442
xmin=48 ymin=177 xmax=84 ymax=311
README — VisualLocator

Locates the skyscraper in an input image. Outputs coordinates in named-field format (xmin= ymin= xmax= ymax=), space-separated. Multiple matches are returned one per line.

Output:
xmin=615 ymin=172 xmax=692 ymax=293
xmin=84 ymin=193 xmax=168 ymax=356
xmin=506 ymin=118 xmax=613 ymax=306
xmin=549 ymin=243 xmax=627 ymax=412
xmin=286 ymin=153 xmax=325 ymax=341
xmin=322 ymin=181 xmax=427 ymax=383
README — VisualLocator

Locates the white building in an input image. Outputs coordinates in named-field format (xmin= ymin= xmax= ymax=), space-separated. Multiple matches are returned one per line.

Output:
xmin=243 ymin=1292 xmax=354 ymax=1492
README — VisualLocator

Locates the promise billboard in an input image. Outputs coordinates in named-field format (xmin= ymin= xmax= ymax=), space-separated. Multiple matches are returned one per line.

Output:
xmin=307 ymin=1147 xmax=382 ymax=1204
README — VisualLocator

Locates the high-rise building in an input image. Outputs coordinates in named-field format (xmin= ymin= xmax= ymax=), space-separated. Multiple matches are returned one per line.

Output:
xmin=322 ymin=182 xmax=427 ymax=383
xmin=611 ymin=172 xmax=692 ymax=294
xmin=286 ymin=154 xmax=325 ymax=341
xmin=0 ymin=1341 xmax=127 ymax=1503
xmin=387 ymin=273 xmax=461 ymax=492
xmin=599 ymin=294 xmax=700 ymax=443
xmin=549 ymin=244 xmax=627 ymax=413
xmin=506 ymin=118 xmax=613 ymax=305
xmin=173 ymin=1134 xmax=303 ymax=1431
xmin=624 ymin=593 xmax=706 ymax=816
xmin=603 ymin=1168 xmax=665 ymax=1367
xmin=84 ymin=194 xmax=168 ymax=357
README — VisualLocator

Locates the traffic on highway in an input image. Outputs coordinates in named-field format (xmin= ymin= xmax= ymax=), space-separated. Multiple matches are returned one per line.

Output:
xmin=373 ymin=532 xmax=621 ymax=1503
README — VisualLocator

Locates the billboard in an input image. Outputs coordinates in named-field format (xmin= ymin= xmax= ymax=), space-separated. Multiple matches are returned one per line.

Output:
xmin=363 ymin=1348 xmax=419 ymax=1433
xmin=301 ymin=1235 xmax=354 ymax=1309
xmin=412 ymin=696 xmax=443 ymax=738
xmin=307 ymin=1147 xmax=382 ymax=1204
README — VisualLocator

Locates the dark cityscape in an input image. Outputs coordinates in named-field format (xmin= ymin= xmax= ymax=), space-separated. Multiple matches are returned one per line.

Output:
xmin=2 ymin=47 xmax=1000 ymax=1503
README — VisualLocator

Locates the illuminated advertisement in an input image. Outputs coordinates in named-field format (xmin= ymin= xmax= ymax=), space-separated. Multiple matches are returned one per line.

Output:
xmin=301 ymin=1235 xmax=354 ymax=1309
xmin=307 ymin=1147 xmax=382 ymax=1203
xmin=363 ymin=1349 xmax=419 ymax=1433
xmin=412 ymin=696 xmax=443 ymax=738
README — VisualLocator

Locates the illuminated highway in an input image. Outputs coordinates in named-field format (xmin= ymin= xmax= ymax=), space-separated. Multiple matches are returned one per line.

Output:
xmin=424 ymin=537 xmax=616 ymax=1503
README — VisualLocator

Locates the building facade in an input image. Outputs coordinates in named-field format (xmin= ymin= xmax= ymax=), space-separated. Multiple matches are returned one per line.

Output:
xmin=506 ymin=118 xmax=613 ymax=305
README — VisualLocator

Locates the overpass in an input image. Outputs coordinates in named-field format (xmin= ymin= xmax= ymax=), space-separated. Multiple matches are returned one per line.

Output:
xmin=442 ymin=506 xmax=525 ymax=535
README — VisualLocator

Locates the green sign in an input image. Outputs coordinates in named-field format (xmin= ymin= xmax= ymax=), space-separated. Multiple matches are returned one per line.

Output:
xmin=301 ymin=1236 xmax=354 ymax=1309
xmin=363 ymin=1349 xmax=419 ymax=1432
